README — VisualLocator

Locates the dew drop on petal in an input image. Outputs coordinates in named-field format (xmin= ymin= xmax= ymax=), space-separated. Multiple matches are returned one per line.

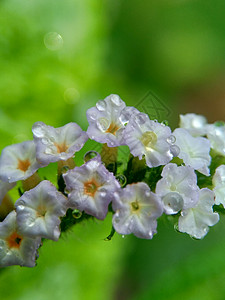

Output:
xmin=42 ymin=138 xmax=50 ymax=145
xmin=163 ymin=192 xmax=184 ymax=214
xmin=96 ymin=100 xmax=106 ymax=111
xmin=116 ymin=174 xmax=127 ymax=187
xmin=44 ymin=32 xmax=63 ymax=51
xmin=135 ymin=113 xmax=148 ymax=126
xmin=114 ymin=216 xmax=120 ymax=224
xmin=97 ymin=117 xmax=110 ymax=132
xmin=170 ymin=145 xmax=180 ymax=157
xmin=145 ymin=191 xmax=151 ymax=197
xmin=83 ymin=151 xmax=99 ymax=162
xmin=110 ymin=95 xmax=122 ymax=106
xmin=167 ymin=135 xmax=176 ymax=144
xmin=181 ymin=210 xmax=188 ymax=217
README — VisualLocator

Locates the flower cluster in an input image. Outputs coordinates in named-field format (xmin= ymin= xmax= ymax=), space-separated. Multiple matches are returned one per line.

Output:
xmin=0 ymin=94 xmax=224 ymax=268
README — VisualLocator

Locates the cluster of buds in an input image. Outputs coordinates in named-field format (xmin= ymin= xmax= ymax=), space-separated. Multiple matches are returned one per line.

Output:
xmin=0 ymin=94 xmax=224 ymax=268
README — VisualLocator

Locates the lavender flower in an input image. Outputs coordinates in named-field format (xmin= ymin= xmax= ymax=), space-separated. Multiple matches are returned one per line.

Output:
xmin=112 ymin=182 xmax=163 ymax=239
xmin=0 ymin=141 xmax=42 ymax=183
xmin=124 ymin=113 xmax=175 ymax=168
xmin=86 ymin=94 xmax=140 ymax=147
xmin=0 ymin=211 xmax=41 ymax=267
xmin=156 ymin=163 xmax=199 ymax=214
xmin=15 ymin=181 xmax=67 ymax=241
xmin=63 ymin=157 xmax=120 ymax=220
xmin=32 ymin=122 xmax=88 ymax=165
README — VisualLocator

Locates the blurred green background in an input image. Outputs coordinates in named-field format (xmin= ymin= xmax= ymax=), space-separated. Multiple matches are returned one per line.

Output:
xmin=1 ymin=0 xmax=225 ymax=299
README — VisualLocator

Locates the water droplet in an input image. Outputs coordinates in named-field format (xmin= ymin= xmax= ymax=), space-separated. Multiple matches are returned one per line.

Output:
xmin=161 ymin=120 xmax=169 ymax=126
xmin=28 ymin=222 xmax=36 ymax=227
xmin=181 ymin=210 xmax=188 ymax=217
xmin=110 ymin=94 xmax=122 ymax=106
xmin=84 ymin=151 xmax=99 ymax=162
xmin=72 ymin=209 xmax=82 ymax=219
xmin=64 ymin=88 xmax=80 ymax=104
xmin=163 ymin=192 xmax=184 ymax=214
xmin=96 ymin=100 xmax=106 ymax=111
xmin=153 ymin=119 xmax=158 ymax=123
xmin=97 ymin=117 xmax=110 ymax=132
xmin=167 ymin=135 xmax=176 ymax=144
xmin=65 ymin=189 xmax=70 ymax=195
xmin=44 ymin=32 xmax=63 ymax=51
xmin=32 ymin=123 xmax=45 ymax=137
xmin=61 ymin=166 xmax=69 ymax=174
xmin=121 ymin=235 xmax=125 ymax=238
xmin=116 ymin=174 xmax=127 ymax=187
xmin=170 ymin=145 xmax=180 ymax=157
xmin=174 ymin=223 xmax=179 ymax=232
xmin=135 ymin=113 xmax=149 ymax=126
xmin=17 ymin=205 xmax=25 ymax=211
xmin=7 ymin=177 xmax=11 ymax=181
xmin=100 ymin=191 xmax=106 ymax=197
xmin=114 ymin=216 xmax=120 ymax=223
xmin=42 ymin=138 xmax=50 ymax=145
xmin=148 ymin=231 xmax=153 ymax=238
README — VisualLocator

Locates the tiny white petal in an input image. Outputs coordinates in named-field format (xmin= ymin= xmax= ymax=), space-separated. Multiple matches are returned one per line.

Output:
xmin=207 ymin=123 xmax=225 ymax=156
xmin=213 ymin=165 xmax=225 ymax=206
xmin=0 ymin=211 xmax=41 ymax=267
xmin=156 ymin=163 xmax=199 ymax=213
xmin=32 ymin=122 xmax=88 ymax=165
xmin=178 ymin=188 xmax=219 ymax=239
xmin=124 ymin=113 xmax=174 ymax=168
xmin=173 ymin=128 xmax=211 ymax=176
xmin=0 ymin=141 xmax=43 ymax=183
xmin=86 ymin=94 xmax=140 ymax=147
xmin=15 ymin=181 xmax=67 ymax=241
xmin=112 ymin=182 xmax=163 ymax=239
xmin=179 ymin=113 xmax=208 ymax=136
xmin=63 ymin=158 xmax=120 ymax=220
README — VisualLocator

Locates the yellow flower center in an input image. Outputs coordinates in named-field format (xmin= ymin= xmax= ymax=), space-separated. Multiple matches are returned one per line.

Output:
xmin=130 ymin=200 xmax=140 ymax=213
xmin=140 ymin=131 xmax=157 ymax=149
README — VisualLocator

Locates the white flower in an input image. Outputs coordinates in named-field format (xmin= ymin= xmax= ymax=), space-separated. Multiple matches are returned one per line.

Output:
xmin=212 ymin=165 xmax=225 ymax=207
xmin=15 ymin=181 xmax=67 ymax=241
xmin=155 ymin=163 xmax=199 ymax=214
xmin=0 ymin=211 xmax=41 ymax=267
xmin=0 ymin=141 xmax=43 ymax=183
xmin=112 ymin=182 xmax=163 ymax=239
xmin=32 ymin=122 xmax=88 ymax=165
xmin=179 ymin=113 xmax=208 ymax=136
xmin=178 ymin=188 xmax=219 ymax=239
xmin=63 ymin=157 xmax=120 ymax=220
xmin=173 ymin=128 xmax=211 ymax=176
xmin=206 ymin=123 xmax=225 ymax=156
xmin=86 ymin=94 xmax=140 ymax=147
xmin=0 ymin=180 xmax=16 ymax=205
xmin=124 ymin=113 xmax=176 ymax=168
